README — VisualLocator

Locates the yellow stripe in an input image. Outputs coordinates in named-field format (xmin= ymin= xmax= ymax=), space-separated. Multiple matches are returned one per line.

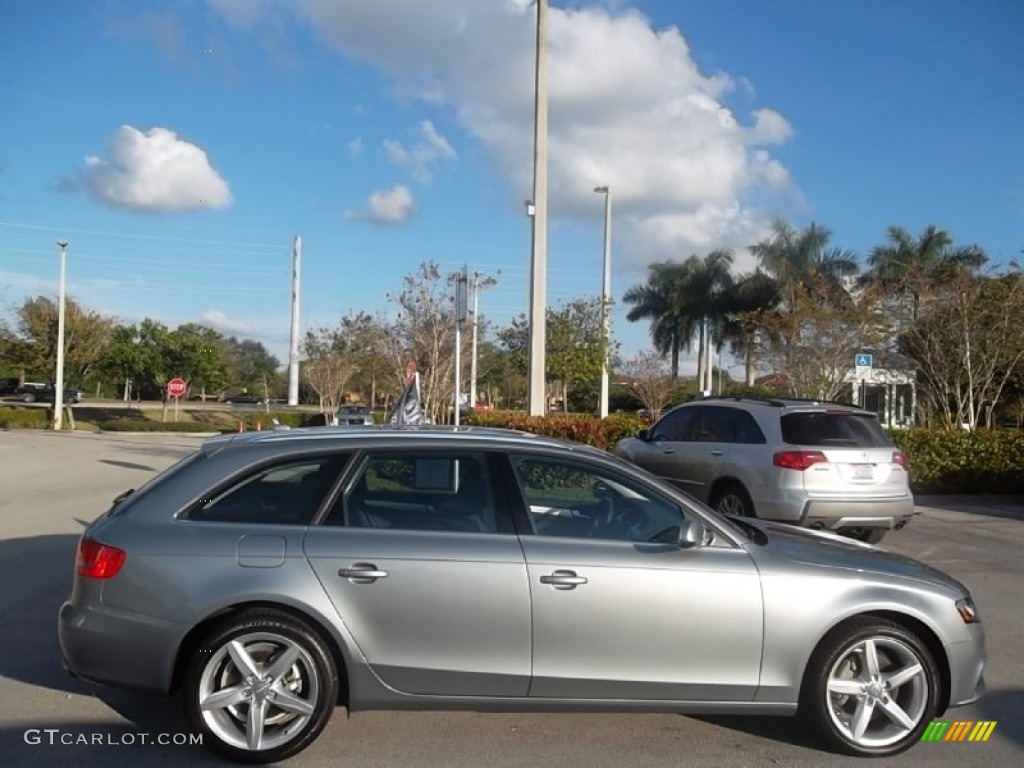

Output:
xmin=979 ymin=721 xmax=997 ymax=742
xmin=968 ymin=722 xmax=985 ymax=741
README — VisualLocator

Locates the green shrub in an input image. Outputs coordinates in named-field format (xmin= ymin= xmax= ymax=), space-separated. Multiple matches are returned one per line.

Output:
xmin=889 ymin=428 xmax=1024 ymax=494
xmin=0 ymin=407 xmax=49 ymax=429
xmin=465 ymin=410 xmax=648 ymax=451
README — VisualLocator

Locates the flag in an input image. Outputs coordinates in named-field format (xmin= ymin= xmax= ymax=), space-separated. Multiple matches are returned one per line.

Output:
xmin=389 ymin=372 xmax=426 ymax=426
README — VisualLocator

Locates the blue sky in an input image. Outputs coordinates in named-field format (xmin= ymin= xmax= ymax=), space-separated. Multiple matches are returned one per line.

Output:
xmin=1 ymin=0 xmax=1021 ymax=371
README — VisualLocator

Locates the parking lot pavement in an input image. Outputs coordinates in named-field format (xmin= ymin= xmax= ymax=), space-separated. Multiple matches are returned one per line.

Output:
xmin=0 ymin=430 xmax=1021 ymax=768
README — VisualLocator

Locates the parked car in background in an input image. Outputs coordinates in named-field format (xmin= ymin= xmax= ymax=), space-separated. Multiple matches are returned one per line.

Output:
xmin=17 ymin=382 xmax=82 ymax=404
xmin=0 ymin=377 xmax=21 ymax=395
xmin=220 ymin=392 xmax=265 ymax=405
xmin=613 ymin=396 xmax=913 ymax=544
xmin=331 ymin=403 xmax=375 ymax=426
xmin=59 ymin=427 xmax=983 ymax=763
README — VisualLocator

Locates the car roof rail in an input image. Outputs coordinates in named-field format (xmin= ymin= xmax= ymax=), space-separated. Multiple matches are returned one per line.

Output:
xmin=694 ymin=394 xmax=787 ymax=408
xmin=769 ymin=396 xmax=862 ymax=409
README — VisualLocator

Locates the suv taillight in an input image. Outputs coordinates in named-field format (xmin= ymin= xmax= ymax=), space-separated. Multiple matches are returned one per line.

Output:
xmin=773 ymin=450 xmax=828 ymax=471
xmin=893 ymin=451 xmax=909 ymax=470
xmin=76 ymin=537 xmax=126 ymax=579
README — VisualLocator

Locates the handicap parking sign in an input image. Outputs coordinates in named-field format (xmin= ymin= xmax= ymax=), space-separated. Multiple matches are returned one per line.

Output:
xmin=855 ymin=353 xmax=873 ymax=368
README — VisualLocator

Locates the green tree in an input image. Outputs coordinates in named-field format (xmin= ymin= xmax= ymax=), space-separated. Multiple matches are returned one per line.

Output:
xmin=221 ymin=337 xmax=280 ymax=398
xmin=622 ymin=261 xmax=696 ymax=384
xmin=6 ymin=295 xmax=114 ymax=382
xmin=863 ymin=224 xmax=987 ymax=322
xmin=167 ymin=324 xmax=227 ymax=399
xmin=749 ymin=220 xmax=858 ymax=309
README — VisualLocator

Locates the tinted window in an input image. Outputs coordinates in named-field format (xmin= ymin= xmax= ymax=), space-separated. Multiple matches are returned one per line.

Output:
xmin=781 ymin=412 xmax=892 ymax=447
xmin=733 ymin=412 xmax=767 ymax=444
xmin=330 ymin=452 xmax=501 ymax=533
xmin=651 ymin=407 xmax=694 ymax=441
xmin=688 ymin=406 xmax=739 ymax=442
xmin=511 ymin=456 xmax=684 ymax=542
xmin=187 ymin=454 xmax=350 ymax=525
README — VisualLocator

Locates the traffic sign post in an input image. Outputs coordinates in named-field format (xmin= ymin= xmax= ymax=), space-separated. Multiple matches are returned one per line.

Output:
xmin=853 ymin=354 xmax=873 ymax=408
xmin=167 ymin=377 xmax=186 ymax=422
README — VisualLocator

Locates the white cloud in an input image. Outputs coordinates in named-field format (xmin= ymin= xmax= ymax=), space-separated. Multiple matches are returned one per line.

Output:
xmin=383 ymin=120 xmax=457 ymax=183
xmin=201 ymin=309 xmax=254 ymax=334
xmin=211 ymin=0 xmax=800 ymax=267
xmin=348 ymin=136 xmax=364 ymax=155
xmin=71 ymin=125 xmax=232 ymax=213
xmin=344 ymin=184 xmax=416 ymax=226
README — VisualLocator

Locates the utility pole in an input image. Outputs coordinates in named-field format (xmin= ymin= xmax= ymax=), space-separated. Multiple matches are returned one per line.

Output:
xmin=470 ymin=272 xmax=480 ymax=410
xmin=53 ymin=241 xmax=68 ymax=430
xmin=287 ymin=235 xmax=301 ymax=406
xmin=454 ymin=266 xmax=469 ymax=426
xmin=594 ymin=186 xmax=611 ymax=418
xmin=527 ymin=0 xmax=549 ymax=416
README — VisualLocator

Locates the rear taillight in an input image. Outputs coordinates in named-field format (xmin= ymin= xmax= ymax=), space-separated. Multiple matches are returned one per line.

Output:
xmin=893 ymin=451 xmax=909 ymax=470
xmin=76 ymin=537 xmax=126 ymax=579
xmin=773 ymin=450 xmax=828 ymax=471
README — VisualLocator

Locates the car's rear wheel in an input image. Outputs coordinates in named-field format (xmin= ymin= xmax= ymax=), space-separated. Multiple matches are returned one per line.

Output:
xmin=21 ymin=393 xmax=35 ymax=403
xmin=183 ymin=609 xmax=338 ymax=764
xmin=800 ymin=618 xmax=940 ymax=756
xmin=711 ymin=483 xmax=754 ymax=518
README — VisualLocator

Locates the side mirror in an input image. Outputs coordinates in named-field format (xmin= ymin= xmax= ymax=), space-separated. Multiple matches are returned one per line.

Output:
xmin=637 ymin=428 xmax=649 ymax=441
xmin=677 ymin=518 xmax=705 ymax=549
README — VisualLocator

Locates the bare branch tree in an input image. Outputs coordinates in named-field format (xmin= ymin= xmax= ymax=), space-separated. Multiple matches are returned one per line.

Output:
xmin=621 ymin=351 xmax=674 ymax=420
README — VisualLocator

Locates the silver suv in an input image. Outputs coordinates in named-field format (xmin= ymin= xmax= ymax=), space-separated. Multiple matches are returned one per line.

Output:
xmin=613 ymin=397 xmax=914 ymax=543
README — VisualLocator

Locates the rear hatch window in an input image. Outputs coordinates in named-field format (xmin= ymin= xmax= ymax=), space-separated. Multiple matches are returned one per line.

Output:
xmin=781 ymin=411 xmax=892 ymax=447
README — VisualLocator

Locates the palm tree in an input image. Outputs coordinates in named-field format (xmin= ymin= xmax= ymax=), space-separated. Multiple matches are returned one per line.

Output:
xmin=750 ymin=219 xmax=859 ymax=308
xmin=863 ymin=224 xmax=987 ymax=320
xmin=679 ymin=250 xmax=735 ymax=393
xmin=721 ymin=269 xmax=781 ymax=385
xmin=622 ymin=262 xmax=696 ymax=384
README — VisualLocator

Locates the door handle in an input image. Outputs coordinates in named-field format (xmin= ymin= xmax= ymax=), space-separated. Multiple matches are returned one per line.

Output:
xmin=339 ymin=563 xmax=388 ymax=581
xmin=540 ymin=570 xmax=588 ymax=590
xmin=710 ymin=449 xmax=724 ymax=456
xmin=661 ymin=448 xmax=675 ymax=454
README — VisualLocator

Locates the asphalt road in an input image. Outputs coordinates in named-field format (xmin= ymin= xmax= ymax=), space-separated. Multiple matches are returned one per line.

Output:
xmin=0 ymin=431 xmax=1021 ymax=768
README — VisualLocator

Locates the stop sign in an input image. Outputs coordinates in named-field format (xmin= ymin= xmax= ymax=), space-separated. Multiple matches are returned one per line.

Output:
xmin=167 ymin=377 xmax=186 ymax=398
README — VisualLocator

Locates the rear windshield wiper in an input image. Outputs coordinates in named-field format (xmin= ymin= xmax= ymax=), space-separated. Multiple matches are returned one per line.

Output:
xmin=112 ymin=488 xmax=135 ymax=507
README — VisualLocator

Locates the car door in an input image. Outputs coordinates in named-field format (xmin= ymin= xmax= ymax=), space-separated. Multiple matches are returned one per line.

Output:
xmin=303 ymin=450 xmax=532 ymax=697
xmin=507 ymin=453 xmax=763 ymax=702
xmin=628 ymin=406 xmax=698 ymax=492
xmin=678 ymin=405 xmax=741 ymax=503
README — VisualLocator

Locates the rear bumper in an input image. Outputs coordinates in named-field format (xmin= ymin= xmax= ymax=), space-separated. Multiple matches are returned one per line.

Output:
xmin=59 ymin=599 xmax=184 ymax=694
xmin=800 ymin=497 xmax=916 ymax=530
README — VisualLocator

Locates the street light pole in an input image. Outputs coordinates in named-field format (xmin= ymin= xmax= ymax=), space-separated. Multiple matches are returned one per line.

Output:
xmin=594 ymin=186 xmax=611 ymax=419
xmin=527 ymin=0 xmax=549 ymax=417
xmin=53 ymin=240 xmax=69 ymax=431
xmin=470 ymin=272 xmax=480 ymax=409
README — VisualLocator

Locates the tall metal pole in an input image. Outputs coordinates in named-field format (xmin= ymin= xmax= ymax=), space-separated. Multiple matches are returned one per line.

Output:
xmin=53 ymin=241 xmax=68 ymax=430
xmin=594 ymin=186 xmax=611 ymax=418
xmin=470 ymin=272 xmax=480 ymax=409
xmin=287 ymin=235 xmax=301 ymax=406
xmin=527 ymin=0 xmax=549 ymax=416
xmin=455 ymin=266 xmax=468 ymax=427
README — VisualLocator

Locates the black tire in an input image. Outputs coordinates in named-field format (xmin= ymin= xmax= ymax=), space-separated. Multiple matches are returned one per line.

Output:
xmin=710 ymin=483 xmax=754 ymax=518
xmin=843 ymin=528 xmax=887 ymax=545
xmin=183 ymin=609 xmax=338 ymax=764
xmin=799 ymin=618 xmax=941 ymax=757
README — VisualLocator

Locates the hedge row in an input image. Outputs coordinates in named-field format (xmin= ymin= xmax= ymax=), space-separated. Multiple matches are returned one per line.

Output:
xmin=465 ymin=411 xmax=648 ymax=451
xmin=888 ymin=428 xmax=1024 ymax=494
xmin=0 ymin=407 xmax=49 ymax=429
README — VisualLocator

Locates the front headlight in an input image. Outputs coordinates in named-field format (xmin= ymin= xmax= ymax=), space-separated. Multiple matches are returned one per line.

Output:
xmin=956 ymin=597 xmax=980 ymax=624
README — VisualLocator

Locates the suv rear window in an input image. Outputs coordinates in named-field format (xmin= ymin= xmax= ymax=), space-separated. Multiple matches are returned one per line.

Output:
xmin=781 ymin=412 xmax=892 ymax=447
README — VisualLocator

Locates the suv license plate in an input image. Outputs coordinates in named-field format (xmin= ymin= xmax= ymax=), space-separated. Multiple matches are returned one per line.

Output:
xmin=852 ymin=464 xmax=873 ymax=480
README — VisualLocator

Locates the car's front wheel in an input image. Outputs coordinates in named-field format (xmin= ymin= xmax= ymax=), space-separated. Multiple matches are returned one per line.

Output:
xmin=183 ymin=609 xmax=338 ymax=764
xmin=800 ymin=618 xmax=940 ymax=756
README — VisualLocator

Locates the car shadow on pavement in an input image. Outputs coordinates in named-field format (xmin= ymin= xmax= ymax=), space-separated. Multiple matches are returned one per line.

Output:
xmin=915 ymin=495 xmax=1024 ymax=521
xmin=98 ymin=459 xmax=158 ymax=472
xmin=689 ymin=713 xmax=818 ymax=751
xmin=0 ymin=534 xmax=92 ymax=696
xmin=978 ymin=688 xmax=1024 ymax=748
